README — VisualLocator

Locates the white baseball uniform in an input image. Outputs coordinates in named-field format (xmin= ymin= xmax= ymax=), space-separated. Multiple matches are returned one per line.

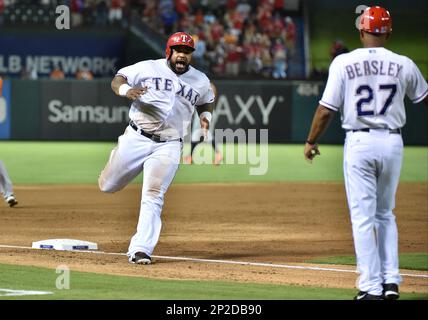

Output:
xmin=98 ymin=58 xmax=214 ymax=260
xmin=0 ymin=160 xmax=15 ymax=199
xmin=320 ymin=47 xmax=428 ymax=296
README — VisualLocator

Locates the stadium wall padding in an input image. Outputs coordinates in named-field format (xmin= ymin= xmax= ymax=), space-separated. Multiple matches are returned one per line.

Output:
xmin=5 ymin=79 xmax=427 ymax=145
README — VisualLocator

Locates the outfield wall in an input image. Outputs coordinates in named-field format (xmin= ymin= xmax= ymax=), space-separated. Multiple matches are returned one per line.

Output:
xmin=1 ymin=79 xmax=427 ymax=145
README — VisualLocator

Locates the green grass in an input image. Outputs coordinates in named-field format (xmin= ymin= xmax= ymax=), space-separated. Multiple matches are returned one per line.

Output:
xmin=0 ymin=263 xmax=426 ymax=300
xmin=308 ymin=253 xmax=428 ymax=271
xmin=1 ymin=141 xmax=427 ymax=300
xmin=0 ymin=141 xmax=112 ymax=184
xmin=0 ymin=142 xmax=427 ymax=184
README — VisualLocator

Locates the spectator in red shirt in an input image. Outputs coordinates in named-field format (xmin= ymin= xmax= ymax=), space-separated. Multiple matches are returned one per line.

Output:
xmin=271 ymin=15 xmax=285 ymax=38
xmin=142 ymin=0 xmax=158 ymax=28
xmin=194 ymin=8 xmax=204 ymax=27
xmin=0 ymin=0 xmax=4 ymax=26
xmin=273 ymin=0 xmax=285 ymax=17
xmin=330 ymin=39 xmax=349 ymax=60
xmin=109 ymin=0 xmax=124 ymax=25
xmin=225 ymin=43 xmax=241 ymax=76
xmin=226 ymin=0 xmax=237 ymax=10
xmin=175 ymin=0 xmax=189 ymax=18
xmin=243 ymin=38 xmax=262 ymax=74
xmin=257 ymin=3 xmax=272 ymax=32
xmin=210 ymin=21 xmax=224 ymax=42
xmin=71 ymin=0 xmax=84 ymax=27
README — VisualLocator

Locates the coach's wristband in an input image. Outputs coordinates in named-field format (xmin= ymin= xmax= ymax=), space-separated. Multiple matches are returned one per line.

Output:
xmin=118 ymin=84 xmax=132 ymax=96
xmin=200 ymin=111 xmax=212 ymax=123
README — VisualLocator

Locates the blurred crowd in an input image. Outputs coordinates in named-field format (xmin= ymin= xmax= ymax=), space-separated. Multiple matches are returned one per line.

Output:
xmin=136 ymin=0 xmax=298 ymax=78
xmin=1 ymin=0 xmax=301 ymax=79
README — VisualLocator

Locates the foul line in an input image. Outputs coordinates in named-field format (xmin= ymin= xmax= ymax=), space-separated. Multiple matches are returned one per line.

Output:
xmin=0 ymin=288 xmax=53 ymax=297
xmin=0 ymin=244 xmax=427 ymax=279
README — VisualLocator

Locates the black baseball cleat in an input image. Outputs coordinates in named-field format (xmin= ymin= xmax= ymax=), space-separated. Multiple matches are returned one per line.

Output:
xmin=383 ymin=283 xmax=400 ymax=300
xmin=354 ymin=291 xmax=384 ymax=300
xmin=6 ymin=195 xmax=18 ymax=207
xmin=131 ymin=252 xmax=152 ymax=265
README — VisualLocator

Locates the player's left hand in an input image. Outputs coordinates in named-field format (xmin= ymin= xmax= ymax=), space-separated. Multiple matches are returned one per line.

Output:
xmin=304 ymin=142 xmax=320 ymax=163
xmin=199 ymin=118 xmax=210 ymax=142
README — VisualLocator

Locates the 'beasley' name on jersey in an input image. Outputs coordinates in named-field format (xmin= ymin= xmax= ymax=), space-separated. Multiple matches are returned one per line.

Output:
xmin=141 ymin=77 xmax=200 ymax=106
xmin=345 ymin=60 xmax=403 ymax=80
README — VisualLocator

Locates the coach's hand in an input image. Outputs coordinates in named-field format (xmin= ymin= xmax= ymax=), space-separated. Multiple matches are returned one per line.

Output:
xmin=126 ymin=86 xmax=148 ymax=100
xmin=304 ymin=142 xmax=320 ymax=163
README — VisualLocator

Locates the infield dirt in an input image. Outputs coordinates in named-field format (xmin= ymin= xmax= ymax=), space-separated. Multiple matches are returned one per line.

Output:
xmin=0 ymin=183 xmax=427 ymax=294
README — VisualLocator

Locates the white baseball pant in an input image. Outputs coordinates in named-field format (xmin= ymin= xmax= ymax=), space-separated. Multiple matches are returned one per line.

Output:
xmin=0 ymin=160 xmax=14 ymax=199
xmin=344 ymin=129 xmax=403 ymax=296
xmin=98 ymin=126 xmax=182 ymax=260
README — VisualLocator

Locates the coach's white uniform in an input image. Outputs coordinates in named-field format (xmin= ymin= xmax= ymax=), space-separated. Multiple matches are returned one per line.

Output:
xmin=320 ymin=47 xmax=428 ymax=296
xmin=99 ymin=58 xmax=214 ymax=260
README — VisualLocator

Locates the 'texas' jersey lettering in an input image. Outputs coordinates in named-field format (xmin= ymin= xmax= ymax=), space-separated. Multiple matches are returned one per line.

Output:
xmin=345 ymin=60 xmax=403 ymax=80
xmin=150 ymin=77 xmax=173 ymax=91
xmin=176 ymin=83 xmax=200 ymax=106
xmin=139 ymin=77 xmax=200 ymax=106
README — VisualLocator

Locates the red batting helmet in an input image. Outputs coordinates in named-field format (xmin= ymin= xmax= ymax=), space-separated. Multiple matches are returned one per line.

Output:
xmin=359 ymin=6 xmax=392 ymax=34
xmin=165 ymin=32 xmax=195 ymax=59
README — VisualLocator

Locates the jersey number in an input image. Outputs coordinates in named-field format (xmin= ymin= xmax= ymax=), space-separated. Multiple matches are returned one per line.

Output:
xmin=356 ymin=84 xmax=397 ymax=116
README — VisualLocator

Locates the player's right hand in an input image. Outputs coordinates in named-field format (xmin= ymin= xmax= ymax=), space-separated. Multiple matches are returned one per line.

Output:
xmin=304 ymin=142 xmax=320 ymax=163
xmin=126 ymin=86 xmax=148 ymax=100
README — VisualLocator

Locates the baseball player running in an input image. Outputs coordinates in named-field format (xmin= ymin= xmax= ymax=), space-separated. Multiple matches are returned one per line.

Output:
xmin=304 ymin=6 xmax=428 ymax=300
xmin=0 ymin=160 xmax=18 ymax=207
xmin=98 ymin=32 xmax=215 ymax=265
xmin=0 ymin=77 xmax=18 ymax=208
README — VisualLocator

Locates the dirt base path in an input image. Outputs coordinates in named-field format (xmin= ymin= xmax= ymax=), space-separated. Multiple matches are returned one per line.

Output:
xmin=0 ymin=183 xmax=427 ymax=294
